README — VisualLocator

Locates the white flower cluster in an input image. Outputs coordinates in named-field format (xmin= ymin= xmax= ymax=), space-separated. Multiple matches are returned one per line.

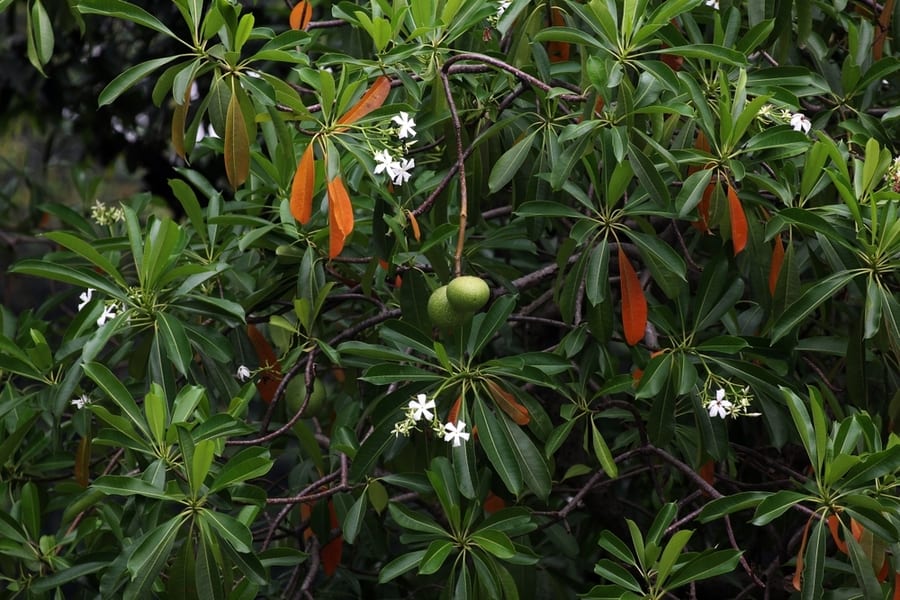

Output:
xmin=76 ymin=288 xmax=124 ymax=327
xmin=372 ymin=112 xmax=417 ymax=186
xmin=702 ymin=382 xmax=760 ymax=420
xmin=756 ymin=104 xmax=812 ymax=135
xmin=704 ymin=0 xmax=719 ymax=8
xmin=391 ymin=393 xmax=471 ymax=447
xmin=487 ymin=1 xmax=511 ymax=27
xmin=236 ymin=365 xmax=252 ymax=382
xmin=71 ymin=394 xmax=91 ymax=409
xmin=90 ymin=200 xmax=125 ymax=226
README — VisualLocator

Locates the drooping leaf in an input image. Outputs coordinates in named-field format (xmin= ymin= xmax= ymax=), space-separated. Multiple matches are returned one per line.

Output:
xmin=290 ymin=144 xmax=316 ymax=224
xmin=485 ymin=380 xmax=529 ymax=425
xmin=618 ymin=248 xmax=647 ymax=346
xmin=224 ymin=81 xmax=250 ymax=188
xmin=769 ymin=232 xmax=785 ymax=296
xmin=327 ymin=175 xmax=354 ymax=258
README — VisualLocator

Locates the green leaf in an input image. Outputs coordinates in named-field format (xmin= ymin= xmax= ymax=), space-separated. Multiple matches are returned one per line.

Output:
xmin=800 ymin=518 xmax=826 ymax=600
xmin=473 ymin=399 xmax=524 ymax=497
xmin=379 ymin=550 xmax=427 ymax=583
xmin=10 ymin=260 xmax=124 ymax=299
xmin=97 ymin=55 xmax=179 ymax=106
xmin=751 ymin=490 xmax=809 ymax=525
xmin=84 ymin=362 xmax=151 ymax=439
xmin=341 ymin=493 xmax=366 ymax=545
xmin=27 ymin=0 xmax=54 ymax=73
xmin=656 ymin=529 xmax=693 ymax=586
xmin=419 ymin=539 xmax=456 ymax=575
xmin=593 ymin=559 xmax=643 ymax=592
xmin=156 ymin=312 xmax=193 ymax=376
xmin=388 ymin=503 xmax=448 ymax=537
xmin=225 ymin=79 xmax=250 ymax=188
xmin=625 ymin=231 xmax=686 ymax=298
xmin=200 ymin=509 xmax=253 ymax=553
xmin=666 ymin=549 xmax=743 ymax=589
xmin=78 ymin=0 xmax=179 ymax=39
xmin=697 ymin=491 xmax=769 ymax=522
xmin=489 ymin=130 xmax=538 ymax=193
xmin=189 ymin=439 xmax=215 ymax=496
xmin=771 ymin=271 xmax=859 ymax=342
xmin=495 ymin=408 xmax=551 ymax=500
xmin=143 ymin=386 xmax=168 ymax=447
xmin=426 ymin=457 xmax=461 ymax=530
xmin=656 ymin=44 xmax=748 ymax=67
xmin=591 ymin=419 xmax=618 ymax=478
xmin=92 ymin=475 xmax=173 ymax=500
xmin=0 ymin=414 xmax=40 ymax=467
xmin=208 ymin=447 xmax=273 ymax=493
xmin=125 ymin=515 xmax=187 ymax=597
xmin=471 ymin=529 xmax=515 ymax=559
xmin=782 ymin=387 xmax=819 ymax=471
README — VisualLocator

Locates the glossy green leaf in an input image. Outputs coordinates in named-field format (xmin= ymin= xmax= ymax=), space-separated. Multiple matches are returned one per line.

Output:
xmin=419 ymin=539 xmax=456 ymax=575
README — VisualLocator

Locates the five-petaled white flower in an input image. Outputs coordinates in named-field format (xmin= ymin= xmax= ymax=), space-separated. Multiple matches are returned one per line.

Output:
xmin=497 ymin=0 xmax=511 ymax=18
xmin=790 ymin=112 xmax=811 ymax=134
xmin=443 ymin=421 xmax=471 ymax=447
xmin=708 ymin=388 xmax=733 ymax=419
xmin=236 ymin=365 xmax=252 ymax=382
xmin=391 ymin=158 xmax=415 ymax=186
xmin=96 ymin=303 xmax=119 ymax=326
xmin=408 ymin=394 xmax=436 ymax=422
xmin=71 ymin=394 xmax=91 ymax=409
xmin=373 ymin=149 xmax=395 ymax=175
xmin=391 ymin=112 xmax=417 ymax=139
xmin=77 ymin=288 xmax=95 ymax=311
xmin=704 ymin=0 xmax=719 ymax=8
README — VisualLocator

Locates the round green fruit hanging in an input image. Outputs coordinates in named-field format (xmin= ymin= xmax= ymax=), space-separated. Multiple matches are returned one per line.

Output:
xmin=446 ymin=275 xmax=490 ymax=313
xmin=427 ymin=285 xmax=464 ymax=328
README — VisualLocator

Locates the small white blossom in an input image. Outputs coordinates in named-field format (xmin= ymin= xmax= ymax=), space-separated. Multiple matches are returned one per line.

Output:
xmin=443 ymin=421 xmax=471 ymax=447
xmin=407 ymin=394 xmax=436 ymax=422
xmin=708 ymin=388 xmax=733 ymax=419
xmin=373 ymin=149 xmax=395 ymax=175
xmin=497 ymin=0 xmax=511 ymax=18
xmin=236 ymin=365 xmax=252 ymax=382
xmin=790 ymin=112 xmax=811 ymax=134
xmin=391 ymin=112 xmax=417 ymax=139
xmin=77 ymin=288 xmax=95 ymax=311
xmin=391 ymin=158 xmax=415 ymax=186
xmin=71 ymin=394 xmax=91 ymax=409
xmin=96 ymin=303 xmax=119 ymax=327
xmin=704 ymin=0 xmax=719 ymax=8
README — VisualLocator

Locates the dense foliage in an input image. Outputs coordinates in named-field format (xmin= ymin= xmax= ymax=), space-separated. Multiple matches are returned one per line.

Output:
xmin=1 ymin=0 xmax=900 ymax=598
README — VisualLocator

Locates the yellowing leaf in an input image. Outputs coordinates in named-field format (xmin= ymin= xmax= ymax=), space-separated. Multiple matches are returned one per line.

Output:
xmin=224 ymin=86 xmax=250 ymax=188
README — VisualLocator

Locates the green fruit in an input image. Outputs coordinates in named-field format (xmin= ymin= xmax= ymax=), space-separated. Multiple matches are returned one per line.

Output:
xmin=428 ymin=285 xmax=464 ymax=328
xmin=286 ymin=377 xmax=328 ymax=419
xmin=447 ymin=276 xmax=490 ymax=313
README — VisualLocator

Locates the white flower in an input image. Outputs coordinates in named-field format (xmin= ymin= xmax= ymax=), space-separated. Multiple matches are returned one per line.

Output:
xmin=407 ymin=393 xmax=436 ymax=421
xmin=236 ymin=365 xmax=252 ymax=382
xmin=96 ymin=303 xmax=119 ymax=327
xmin=704 ymin=0 xmax=719 ymax=8
xmin=790 ymin=112 xmax=811 ymax=134
xmin=708 ymin=388 xmax=733 ymax=419
xmin=443 ymin=421 xmax=471 ymax=447
xmin=391 ymin=158 xmax=415 ymax=186
xmin=77 ymin=288 xmax=95 ymax=311
xmin=373 ymin=149 xmax=395 ymax=175
xmin=71 ymin=394 xmax=91 ymax=409
xmin=496 ymin=0 xmax=511 ymax=18
xmin=391 ymin=112 xmax=417 ymax=139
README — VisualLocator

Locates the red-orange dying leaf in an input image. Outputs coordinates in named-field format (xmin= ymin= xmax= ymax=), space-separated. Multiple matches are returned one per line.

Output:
xmin=793 ymin=515 xmax=815 ymax=591
xmin=828 ymin=514 xmax=848 ymax=554
xmin=769 ymin=233 xmax=785 ymax=296
xmin=893 ymin=571 xmax=900 ymax=600
xmin=547 ymin=8 xmax=570 ymax=62
xmin=171 ymin=85 xmax=191 ymax=160
xmin=246 ymin=325 xmax=283 ymax=403
xmin=75 ymin=435 xmax=91 ymax=487
xmin=692 ymin=182 xmax=714 ymax=232
xmin=618 ymin=248 xmax=647 ymax=346
xmin=486 ymin=380 xmax=530 ymax=425
xmin=727 ymin=183 xmax=748 ymax=255
xmin=447 ymin=396 xmax=462 ymax=425
xmin=289 ymin=0 xmax=313 ymax=31
xmin=698 ymin=459 xmax=715 ymax=486
xmin=290 ymin=144 xmax=315 ymax=224
xmin=878 ymin=557 xmax=890 ymax=582
xmin=336 ymin=75 xmax=391 ymax=127
xmin=321 ymin=501 xmax=343 ymax=576
xmin=327 ymin=175 xmax=354 ymax=258
xmin=483 ymin=491 xmax=507 ymax=514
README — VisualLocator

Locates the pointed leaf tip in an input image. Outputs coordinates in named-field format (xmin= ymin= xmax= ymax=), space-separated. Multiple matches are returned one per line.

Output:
xmin=327 ymin=175 xmax=354 ymax=258
xmin=728 ymin=183 xmax=748 ymax=255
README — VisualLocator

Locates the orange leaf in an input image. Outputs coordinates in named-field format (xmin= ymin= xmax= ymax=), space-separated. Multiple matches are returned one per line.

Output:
xmin=893 ymin=570 xmax=900 ymax=600
xmin=321 ymin=501 xmax=343 ymax=576
xmin=336 ymin=76 xmax=391 ymax=127
xmin=618 ymin=247 xmax=647 ymax=346
xmin=486 ymin=380 xmax=530 ymax=425
xmin=406 ymin=209 xmax=421 ymax=242
xmin=247 ymin=325 xmax=283 ymax=403
xmin=327 ymin=175 xmax=354 ymax=258
xmin=698 ymin=459 xmax=715 ymax=486
xmin=877 ymin=557 xmax=890 ymax=583
xmin=793 ymin=515 xmax=815 ymax=591
xmin=727 ymin=183 xmax=748 ymax=255
xmin=224 ymin=87 xmax=250 ymax=188
xmin=483 ymin=491 xmax=506 ymax=514
xmin=547 ymin=8 xmax=570 ymax=63
xmin=289 ymin=0 xmax=313 ymax=31
xmin=827 ymin=514 xmax=848 ymax=554
xmin=769 ymin=233 xmax=785 ymax=296
xmin=75 ymin=435 xmax=91 ymax=487
xmin=660 ymin=44 xmax=684 ymax=71
xmin=290 ymin=144 xmax=315 ymax=224
xmin=851 ymin=517 xmax=864 ymax=541
xmin=447 ymin=396 xmax=462 ymax=425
